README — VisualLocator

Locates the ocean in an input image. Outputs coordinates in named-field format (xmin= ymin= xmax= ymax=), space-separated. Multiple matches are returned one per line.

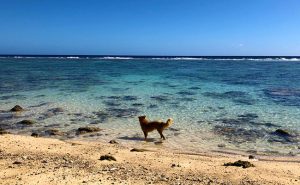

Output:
xmin=1 ymin=56 xmax=300 ymax=156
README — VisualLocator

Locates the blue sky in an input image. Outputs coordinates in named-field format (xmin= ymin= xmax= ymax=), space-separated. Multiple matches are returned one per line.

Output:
xmin=0 ymin=0 xmax=300 ymax=56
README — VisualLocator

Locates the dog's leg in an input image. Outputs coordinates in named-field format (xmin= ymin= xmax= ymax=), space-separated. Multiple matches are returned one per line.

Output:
xmin=143 ymin=131 xmax=148 ymax=141
xmin=158 ymin=129 xmax=165 ymax=140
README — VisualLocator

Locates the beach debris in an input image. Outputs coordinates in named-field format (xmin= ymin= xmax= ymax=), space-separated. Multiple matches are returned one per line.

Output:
xmin=109 ymin=140 xmax=118 ymax=144
xmin=17 ymin=120 xmax=35 ymax=125
xmin=77 ymin=126 xmax=102 ymax=134
xmin=45 ymin=129 xmax=65 ymax=136
xmin=10 ymin=105 xmax=24 ymax=112
xmin=224 ymin=160 xmax=254 ymax=168
xmin=99 ymin=155 xmax=116 ymax=161
xmin=130 ymin=148 xmax=148 ymax=152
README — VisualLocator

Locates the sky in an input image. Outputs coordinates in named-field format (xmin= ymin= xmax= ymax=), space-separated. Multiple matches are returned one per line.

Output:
xmin=0 ymin=0 xmax=300 ymax=56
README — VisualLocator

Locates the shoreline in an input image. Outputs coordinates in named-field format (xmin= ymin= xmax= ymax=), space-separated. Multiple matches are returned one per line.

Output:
xmin=1 ymin=134 xmax=299 ymax=184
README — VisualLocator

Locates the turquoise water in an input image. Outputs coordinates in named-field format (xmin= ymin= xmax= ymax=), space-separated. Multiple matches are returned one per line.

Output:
xmin=1 ymin=57 xmax=300 ymax=155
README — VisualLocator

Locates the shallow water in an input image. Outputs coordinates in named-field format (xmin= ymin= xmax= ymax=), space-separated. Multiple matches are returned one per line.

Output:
xmin=1 ymin=57 xmax=300 ymax=156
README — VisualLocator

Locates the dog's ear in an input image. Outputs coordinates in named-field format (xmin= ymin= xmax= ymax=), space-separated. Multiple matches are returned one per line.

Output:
xmin=138 ymin=115 xmax=146 ymax=119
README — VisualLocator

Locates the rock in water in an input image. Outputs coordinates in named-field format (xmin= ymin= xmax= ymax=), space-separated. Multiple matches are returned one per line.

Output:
xmin=77 ymin=126 xmax=102 ymax=134
xmin=45 ymin=129 xmax=64 ymax=136
xmin=17 ymin=120 xmax=35 ymax=125
xmin=0 ymin=128 xmax=10 ymax=135
xmin=274 ymin=129 xmax=291 ymax=137
xmin=31 ymin=132 xmax=40 ymax=137
xmin=10 ymin=105 xmax=24 ymax=112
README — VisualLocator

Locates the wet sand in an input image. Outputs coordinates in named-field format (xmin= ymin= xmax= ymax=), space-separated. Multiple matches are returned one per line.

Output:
xmin=0 ymin=134 xmax=300 ymax=185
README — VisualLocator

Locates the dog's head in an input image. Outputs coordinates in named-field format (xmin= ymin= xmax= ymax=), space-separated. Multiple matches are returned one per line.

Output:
xmin=138 ymin=115 xmax=146 ymax=122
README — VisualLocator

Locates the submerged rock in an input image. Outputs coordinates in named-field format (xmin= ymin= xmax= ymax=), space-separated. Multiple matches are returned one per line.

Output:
xmin=99 ymin=155 xmax=116 ymax=161
xmin=10 ymin=105 xmax=24 ymax=112
xmin=77 ymin=126 xmax=102 ymax=134
xmin=17 ymin=120 xmax=35 ymax=125
xmin=224 ymin=160 xmax=254 ymax=168
xmin=49 ymin=107 xmax=64 ymax=113
xmin=274 ymin=129 xmax=291 ymax=137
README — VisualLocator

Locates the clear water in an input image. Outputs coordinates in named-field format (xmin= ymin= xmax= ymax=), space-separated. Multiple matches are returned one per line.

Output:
xmin=1 ymin=57 xmax=300 ymax=156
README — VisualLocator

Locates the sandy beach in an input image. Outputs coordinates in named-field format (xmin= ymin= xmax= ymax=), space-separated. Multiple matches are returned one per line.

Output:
xmin=0 ymin=134 xmax=299 ymax=185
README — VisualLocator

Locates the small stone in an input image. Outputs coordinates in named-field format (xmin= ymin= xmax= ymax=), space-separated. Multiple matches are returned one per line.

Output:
xmin=109 ymin=140 xmax=118 ymax=144
xmin=31 ymin=132 xmax=40 ymax=137
xmin=11 ymin=105 xmax=24 ymax=112
xmin=248 ymin=155 xmax=255 ymax=159
xmin=13 ymin=161 xmax=22 ymax=165
xmin=99 ymin=155 xmax=116 ymax=161
xmin=41 ymin=160 xmax=48 ymax=163
xmin=217 ymin=144 xmax=226 ymax=148
xmin=171 ymin=164 xmax=176 ymax=168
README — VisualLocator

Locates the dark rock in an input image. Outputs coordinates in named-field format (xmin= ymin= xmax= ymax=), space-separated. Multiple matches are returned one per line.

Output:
xmin=31 ymin=132 xmax=40 ymax=137
xmin=217 ymin=144 xmax=226 ymax=148
xmin=45 ymin=129 xmax=65 ymax=136
xmin=224 ymin=160 xmax=254 ymax=168
xmin=0 ymin=128 xmax=10 ymax=135
xmin=77 ymin=126 xmax=102 ymax=134
xmin=274 ymin=129 xmax=291 ymax=137
xmin=17 ymin=120 xmax=35 ymax=125
xmin=13 ymin=161 xmax=22 ymax=165
xmin=248 ymin=155 xmax=255 ymax=159
xmin=10 ymin=105 xmax=24 ymax=112
xmin=171 ymin=163 xmax=181 ymax=168
xmin=99 ymin=155 xmax=116 ymax=161
xmin=109 ymin=140 xmax=118 ymax=144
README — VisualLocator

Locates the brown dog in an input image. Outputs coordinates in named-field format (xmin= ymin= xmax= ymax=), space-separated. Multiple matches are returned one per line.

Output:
xmin=138 ymin=115 xmax=173 ymax=141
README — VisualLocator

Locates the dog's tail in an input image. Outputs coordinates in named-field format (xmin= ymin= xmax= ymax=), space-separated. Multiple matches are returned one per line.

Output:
xmin=164 ymin=118 xmax=173 ymax=127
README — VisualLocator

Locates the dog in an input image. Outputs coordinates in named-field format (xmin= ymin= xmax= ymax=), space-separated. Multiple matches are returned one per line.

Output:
xmin=138 ymin=115 xmax=173 ymax=141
